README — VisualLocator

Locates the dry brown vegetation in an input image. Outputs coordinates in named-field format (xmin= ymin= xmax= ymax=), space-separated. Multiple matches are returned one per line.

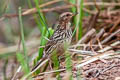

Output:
xmin=0 ymin=0 xmax=120 ymax=80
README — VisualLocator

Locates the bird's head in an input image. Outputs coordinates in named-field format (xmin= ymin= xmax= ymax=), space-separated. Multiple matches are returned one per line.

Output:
xmin=59 ymin=12 xmax=75 ymax=23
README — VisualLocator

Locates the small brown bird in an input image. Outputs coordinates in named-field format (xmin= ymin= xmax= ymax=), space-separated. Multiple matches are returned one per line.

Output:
xmin=32 ymin=12 xmax=75 ymax=71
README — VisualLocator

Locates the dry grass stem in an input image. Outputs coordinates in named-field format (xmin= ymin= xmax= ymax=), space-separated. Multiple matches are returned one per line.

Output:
xmin=98 ymin=41 xmax=120 ymax=53
xmin=101 ymin=29 xmax=120 ymax=44
xmin=0 ymin=39 xmax=40 ymax=54
xmin=22 ymin=0 xmax=62 ymax=15
xmin=75 ymin=51 xmax=115 ymax=69
xmin=77 ymin=28 xmax=96 ymax=44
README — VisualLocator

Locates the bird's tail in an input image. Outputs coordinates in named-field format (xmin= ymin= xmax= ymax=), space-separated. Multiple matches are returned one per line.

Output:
xmin=31 ymin=56 xmax=48 ymax=72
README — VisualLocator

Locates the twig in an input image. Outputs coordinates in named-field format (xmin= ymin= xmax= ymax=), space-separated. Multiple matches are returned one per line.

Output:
xmin=2 ymin=2 xmax=120 ymax=19
xmin=94 ymin=0 xmax=100 ymax=12
xmin=22 ymin=0 xmax=62 ymax=15
xmin=76 ymin=28 xmax=96 ymax=45
xmin=0 ymin=17 xmax=5 ymax=21
xmin=109 ymin=9 xmax=120 ymax=14
xmin=101 ymin=29 xmax=120 ymax=44
xmin=75 ymin=51 xmax=115 ymax=69
xmin=86 ymin=0 xmax=100 ymax=30
xmin=87 ymin=5 xmax=100 ymax=30
xmin=33 ymin=68 xmax=65 ymax=78
xmin=66 ymin=1 xmax=120 ymax=7
xmin=98 ymin=41 xmax=120 ymax=53
xmin=110 ymin=18 xmax=120 ymax=33
xmin=84 ymin=2 xmax=120 ymax=6
xmin=97 ymin=38 xmax=103 ymax=49
xmin=41 ymin=5 xmax=73 ymax=13
xmin=0 ymin=39 xmax=40 ymax=54
xmin=87 ymin=28 xmax=104 ymax=50
xmin=22 ymin=59 xmax=49 ymax=80
xmin=115 ymin=77 xmax=120 ymax=80
xmin=68 ymin=49 xmax=95 ymax=55
xmin=94 ymin=28 xmax=104 ymax=43
xmin=83 ymin=8 xmax=96 ymax=14
xmin=11 ymin=66 xmax=22 ymax=80
xmin=70 ymin=44 xmax=105 ymax=48
xmin=95 ymin=64 xmax=118 ymax=77
xmin=64 ymin=0 xmax=96 ymax=14
xmin=90 ymin=40 xmax=97 ymax=54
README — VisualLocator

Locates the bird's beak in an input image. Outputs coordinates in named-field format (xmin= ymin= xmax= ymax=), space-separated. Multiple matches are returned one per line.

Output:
xmin=72 ymin=13 xmax=78 ymax=17
xmin=74 ymin=13 xmax=78 ymax=16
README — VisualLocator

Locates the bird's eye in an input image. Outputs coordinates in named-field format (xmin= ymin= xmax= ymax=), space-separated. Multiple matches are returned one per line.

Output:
xmin=66 ymin=14 xmax=70 ymax=16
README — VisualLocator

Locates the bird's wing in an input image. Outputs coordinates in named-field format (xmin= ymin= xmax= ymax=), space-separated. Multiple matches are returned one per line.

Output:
xmin=43 ymin=40 xmax=57 ymax=57
xmin=50 ymin=26 xmax=65 ymax=41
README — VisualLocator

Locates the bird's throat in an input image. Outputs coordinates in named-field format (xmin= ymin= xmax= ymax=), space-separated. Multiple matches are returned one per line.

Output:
xmin=60 ymin=21 xmax=71 ymax=29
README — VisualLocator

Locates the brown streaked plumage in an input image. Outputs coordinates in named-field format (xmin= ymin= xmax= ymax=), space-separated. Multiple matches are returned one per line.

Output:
xmin=32 ymin=12 xmax=74 ymax=71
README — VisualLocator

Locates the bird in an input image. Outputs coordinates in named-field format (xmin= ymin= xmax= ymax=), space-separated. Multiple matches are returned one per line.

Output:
xmin=31 ymin=12 xmax=75 ymax=71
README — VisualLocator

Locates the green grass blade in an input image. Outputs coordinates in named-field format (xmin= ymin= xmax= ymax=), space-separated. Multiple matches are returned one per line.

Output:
xmin=16 ymin=53 xmax=30 ymax=74
xmin=38 ymin=27 xmax=47 ymax=59
xmin=34 ymin=0 xmax=49 ymax=33
xmin=70 ymin=0 xmax=84 ymax=40
xmin=34 ymin=0 xmax=51 ymax=58
xmin=69 ymin=0 xmax=76 ymax=36
xmin=52 ymin=50 xmax=60 ymax=70
xmin=18 ymin=7 xmax=30 ymax=73
xmin=34 ymin=28 xmax=54 ymax=74
xmin=38 ymin=27 xmax=54 ymax=59
xmin=65 ymin=51 xmax=73 ymax=80
xmin=27 ymin=0 xmax=32 ymax=8
xmin=27 ymin=0 xmax=43 ymax=34
xmin=65 ymin=52 xmax=72 ymax=71
xmin=78 ymin=0 xmax=83 ymax=39
xmin=69 ymin=0 xmax=76 ymax=13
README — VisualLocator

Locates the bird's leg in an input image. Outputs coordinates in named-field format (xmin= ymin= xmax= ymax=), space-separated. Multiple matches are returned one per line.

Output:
xmin=48 ymin=56 xmax=53 ymax=70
